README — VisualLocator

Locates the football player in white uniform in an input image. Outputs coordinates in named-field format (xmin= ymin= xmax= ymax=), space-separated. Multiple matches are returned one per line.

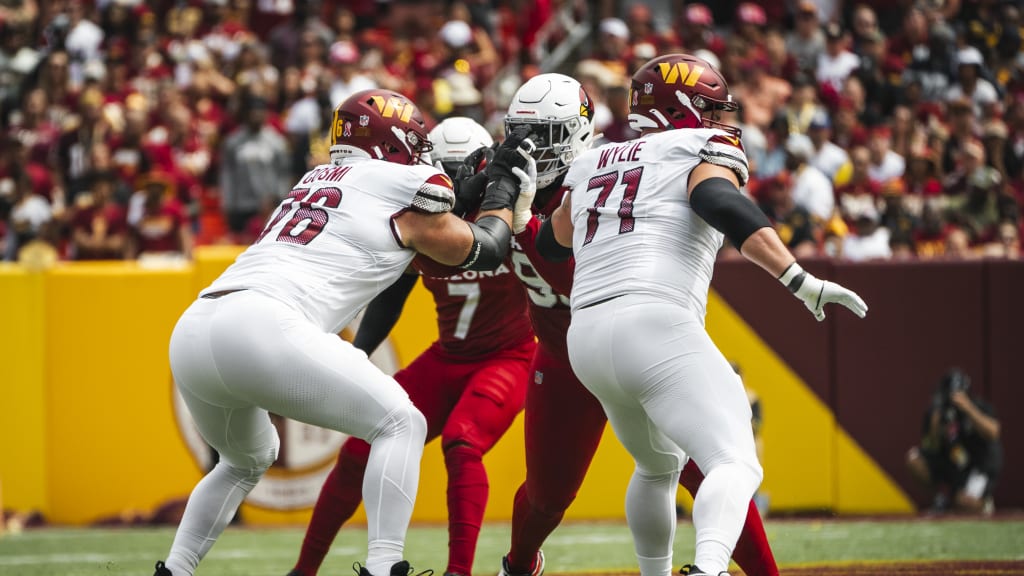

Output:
xmin=540 ymin=55 xmax=868 ymax=576
xmin=154 ymin=90 xmax=533 ymax=576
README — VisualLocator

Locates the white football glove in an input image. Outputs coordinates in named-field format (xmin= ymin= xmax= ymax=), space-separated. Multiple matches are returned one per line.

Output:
xmin=779 ymin=263 xmax=868 ymax=322
xmin=510 ymin=139 xmax=537 ymax=234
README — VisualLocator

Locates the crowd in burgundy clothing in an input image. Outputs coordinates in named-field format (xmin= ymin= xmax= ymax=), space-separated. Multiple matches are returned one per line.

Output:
xmin=0 ymin=0 xmax=1020 ymax=262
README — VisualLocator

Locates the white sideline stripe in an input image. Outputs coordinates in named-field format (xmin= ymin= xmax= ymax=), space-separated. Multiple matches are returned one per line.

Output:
xmin=0 ymin=547 xmax=359 ymax=566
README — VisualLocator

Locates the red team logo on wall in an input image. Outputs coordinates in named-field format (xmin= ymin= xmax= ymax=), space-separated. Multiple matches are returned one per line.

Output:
xmin=172 ymin=316 xmax=400 ymax=510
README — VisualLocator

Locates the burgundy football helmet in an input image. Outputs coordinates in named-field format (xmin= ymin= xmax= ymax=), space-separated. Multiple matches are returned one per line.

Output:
xmin=329 ymin=89 xmax=433 ymax=165
xmin=629 ymin=53 xmax=741 ymax=136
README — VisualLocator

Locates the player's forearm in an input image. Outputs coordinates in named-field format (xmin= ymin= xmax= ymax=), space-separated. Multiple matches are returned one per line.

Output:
xmin=475 ymin=208 xmax=513 ymax=229
xmin=460 ymin=214 xmax=512 ymax=271
xmin=550 ymin=203 xmax=573 ymax=248
xmin=739 ymin=228 xmax=798 ymax=278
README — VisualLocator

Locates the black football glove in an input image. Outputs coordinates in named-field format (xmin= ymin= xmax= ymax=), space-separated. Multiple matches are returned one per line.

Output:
xmin=451 ymin=144 xmax=496 ymax=217
xmin=481 ymin=125 xmax=536 ymax=212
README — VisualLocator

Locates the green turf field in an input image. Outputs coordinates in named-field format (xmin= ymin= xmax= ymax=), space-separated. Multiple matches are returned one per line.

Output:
xmin=0 ymin=518 xmax=1021 ymax=576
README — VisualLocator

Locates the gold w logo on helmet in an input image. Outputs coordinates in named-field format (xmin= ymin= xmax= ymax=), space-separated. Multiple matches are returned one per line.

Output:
xmin=369 ymin=95 xmax=415 ymax=122
xmin=658 ymin=62 xmax=704 ymax=86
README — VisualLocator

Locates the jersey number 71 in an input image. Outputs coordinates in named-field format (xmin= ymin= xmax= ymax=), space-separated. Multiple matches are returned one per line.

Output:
xmin=583 ymin=167 xmax=644 ymax=246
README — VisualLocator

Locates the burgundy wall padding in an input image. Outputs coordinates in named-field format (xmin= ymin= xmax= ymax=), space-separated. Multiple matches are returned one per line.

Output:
xmin=832 ymin=261 xmax=988 ymax=509
xmin=713 ymin=259 xmax=1020 ymax=510
xmin=985 ymin=261 xmax=1023 ymax=508
xmin=711 ymin=259 xmax=834 ymax=405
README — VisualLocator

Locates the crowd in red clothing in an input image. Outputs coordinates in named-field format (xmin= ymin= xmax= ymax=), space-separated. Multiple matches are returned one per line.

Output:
xmin=0 ymin=0 xmax=1020 ymax=262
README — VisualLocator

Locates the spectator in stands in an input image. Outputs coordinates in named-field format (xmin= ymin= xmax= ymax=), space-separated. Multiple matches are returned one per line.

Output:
xmin=836 ymin=145 xmax=880 ymax=221
xmin=750 ymin=112 xmax=790 ymax=181
xmin=808 ymin=108 xmax=851 ymax=183
xmin=868 ymin=124 xmax=906 ymax=185
xmin=676 ymin=3 xmax=724 ymax=55
xmin=944 ymin=139 xmax=998 ymax=200
xmin=127 ymin=169 xmax=192 ymax=260
xmin=600 ymin=84 xmax=639 ymax=144
xmin=733 ymin=2 xmax=768 ymax=55
xmin=906 ymin=369 xmax=1002 ymax=515
xmin=817 ymin=23 xmax=861 ymax=94
xmin=850 ymin=4 xmax=882 ymax=55
xmin=786 ymin=1 xmax=825 ymax=74
xmin=944 ymin=225 xmax=976 ymax=258
xmin=593 ymin=18 xmax=631 ymax=78
xmin=987 ymin=219 xmax=1021 ymax=258
xmin=69 ymin=170 xmax=127 ymax=260
xmin=327 ymin=40 xmax=376 ymax=108
xmin=218 ymin=95 xmax=290 ymax=244
xmin=757 ymin=172 xmax=819 ymax=257
xmin=1 ymin=161 xmax=52 ymax=261
xmin=942 ymin=99 xmax=978 ymax=175
xmin=732 ymin=55 xmax=791 ymax=132
xmin=786 ymin=73 xmax=822 ymax=135
xmin=879 ymin=179 xmax=917 ymax=254
xmin=890 ymin=7 xmax=954 ymax=103
xmin=903 ymin=146 xmax=944 ymax=225
xmin=441 ymin=72 xmax=485 ymax=124
xmin=842 ymin=201 xmax=892 ymax=261
xmin=440 ymin=3 xmax=500 ymax=86
xmin=948 ymin=46 xmax=1000 ymax=118
xmin=787 ymin=133 xmax=835 ymax=223
xmin=267 ymin=0 xmax=333 ymax=72
xmin=948 ymin=158 xmax=1003 ymax=245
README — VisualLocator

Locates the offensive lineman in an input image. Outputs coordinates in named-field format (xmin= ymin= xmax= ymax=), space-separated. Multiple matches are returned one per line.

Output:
xmin=496 ymin=73 xmax=781 ymax=576
xmin=154 ymin=91 xmax=531 ymax=576
xmin=542 ymin=55 xmax=868 ymax=576
xmin=285 ymin=117 xmax=536 ymax=576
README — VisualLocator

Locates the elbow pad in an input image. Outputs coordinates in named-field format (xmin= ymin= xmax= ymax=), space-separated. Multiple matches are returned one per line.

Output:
xmin=536 ymin=218 xmax=572 ymax=262
xmin=689 ymin=177 xmax=772 ymax=249
xmin=460 ymin=215 xmax=512 ymax=271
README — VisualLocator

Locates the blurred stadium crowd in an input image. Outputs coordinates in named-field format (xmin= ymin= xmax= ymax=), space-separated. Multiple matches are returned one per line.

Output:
xmin=0 ymin=0 xmax=1022 ymax=262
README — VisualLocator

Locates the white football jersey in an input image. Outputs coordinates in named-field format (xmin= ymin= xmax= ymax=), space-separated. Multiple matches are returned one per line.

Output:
xmin=565 ymin=128 xmax=749 ymax=321
xmin=206 ymin=158 xmax=455 ymax=333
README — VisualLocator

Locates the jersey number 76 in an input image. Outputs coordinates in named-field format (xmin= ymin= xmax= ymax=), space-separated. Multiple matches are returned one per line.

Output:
xmin=256 ymin=187 xmax=343 ymax=245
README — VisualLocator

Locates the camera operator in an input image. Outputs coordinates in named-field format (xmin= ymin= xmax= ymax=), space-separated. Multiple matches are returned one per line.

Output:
xmin=906 ymin=368 xmax=1002 ymax=515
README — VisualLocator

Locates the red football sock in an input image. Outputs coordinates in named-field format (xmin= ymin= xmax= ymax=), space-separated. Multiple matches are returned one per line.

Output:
xmin=679 ymin=460 xmax=778 ymax=576
xmin=444 ymin=444 xmax=489 ymax=575
xmin=293 ymin=440 xmax=370 ymax=576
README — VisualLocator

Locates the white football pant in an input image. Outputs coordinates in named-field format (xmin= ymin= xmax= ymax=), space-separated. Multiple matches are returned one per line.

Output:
xmin=166 ymin=290 xmax=427 ymax=576
xmin=567 ymin=294 xmax=763 ymax=576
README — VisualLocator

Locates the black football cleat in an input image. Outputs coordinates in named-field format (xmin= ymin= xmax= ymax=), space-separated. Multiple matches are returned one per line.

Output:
xmin=154 ymin=561 xmax=172 ymax=576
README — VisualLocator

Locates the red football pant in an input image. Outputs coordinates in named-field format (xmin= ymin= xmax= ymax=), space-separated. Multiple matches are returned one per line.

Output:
xmin=294 ymin=340 xmax=534 ymax=576
xmin=506 ymin=344 xmax=778 ymax=576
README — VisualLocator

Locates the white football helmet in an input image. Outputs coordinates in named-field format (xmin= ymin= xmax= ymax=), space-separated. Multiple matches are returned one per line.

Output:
xmin=428 ymin=116 xmax=494 ymax=177
xmin=505 ymin=73 xmax=595 ymax=188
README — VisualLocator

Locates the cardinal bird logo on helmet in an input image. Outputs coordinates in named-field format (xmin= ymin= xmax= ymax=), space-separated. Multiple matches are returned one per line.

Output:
xmin=579 ymin=86 xmax=593 ymax=119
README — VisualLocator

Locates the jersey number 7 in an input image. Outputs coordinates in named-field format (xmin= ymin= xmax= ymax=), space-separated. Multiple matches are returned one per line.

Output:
xmin=583 ymin=167 xmax=644 ymax=246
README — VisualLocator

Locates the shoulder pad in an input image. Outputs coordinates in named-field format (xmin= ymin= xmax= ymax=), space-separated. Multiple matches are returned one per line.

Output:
xmin=699 ymin=133 xmax=749 ymax=186
xmin=412 ymin=172 xmax=456 ymax=213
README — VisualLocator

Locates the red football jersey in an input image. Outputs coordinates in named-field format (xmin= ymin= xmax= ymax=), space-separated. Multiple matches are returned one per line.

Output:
xmin=511 ymin=189 xmax=575 ymax=358
xmin=418 ymin=256 xmax=534 ymax=358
